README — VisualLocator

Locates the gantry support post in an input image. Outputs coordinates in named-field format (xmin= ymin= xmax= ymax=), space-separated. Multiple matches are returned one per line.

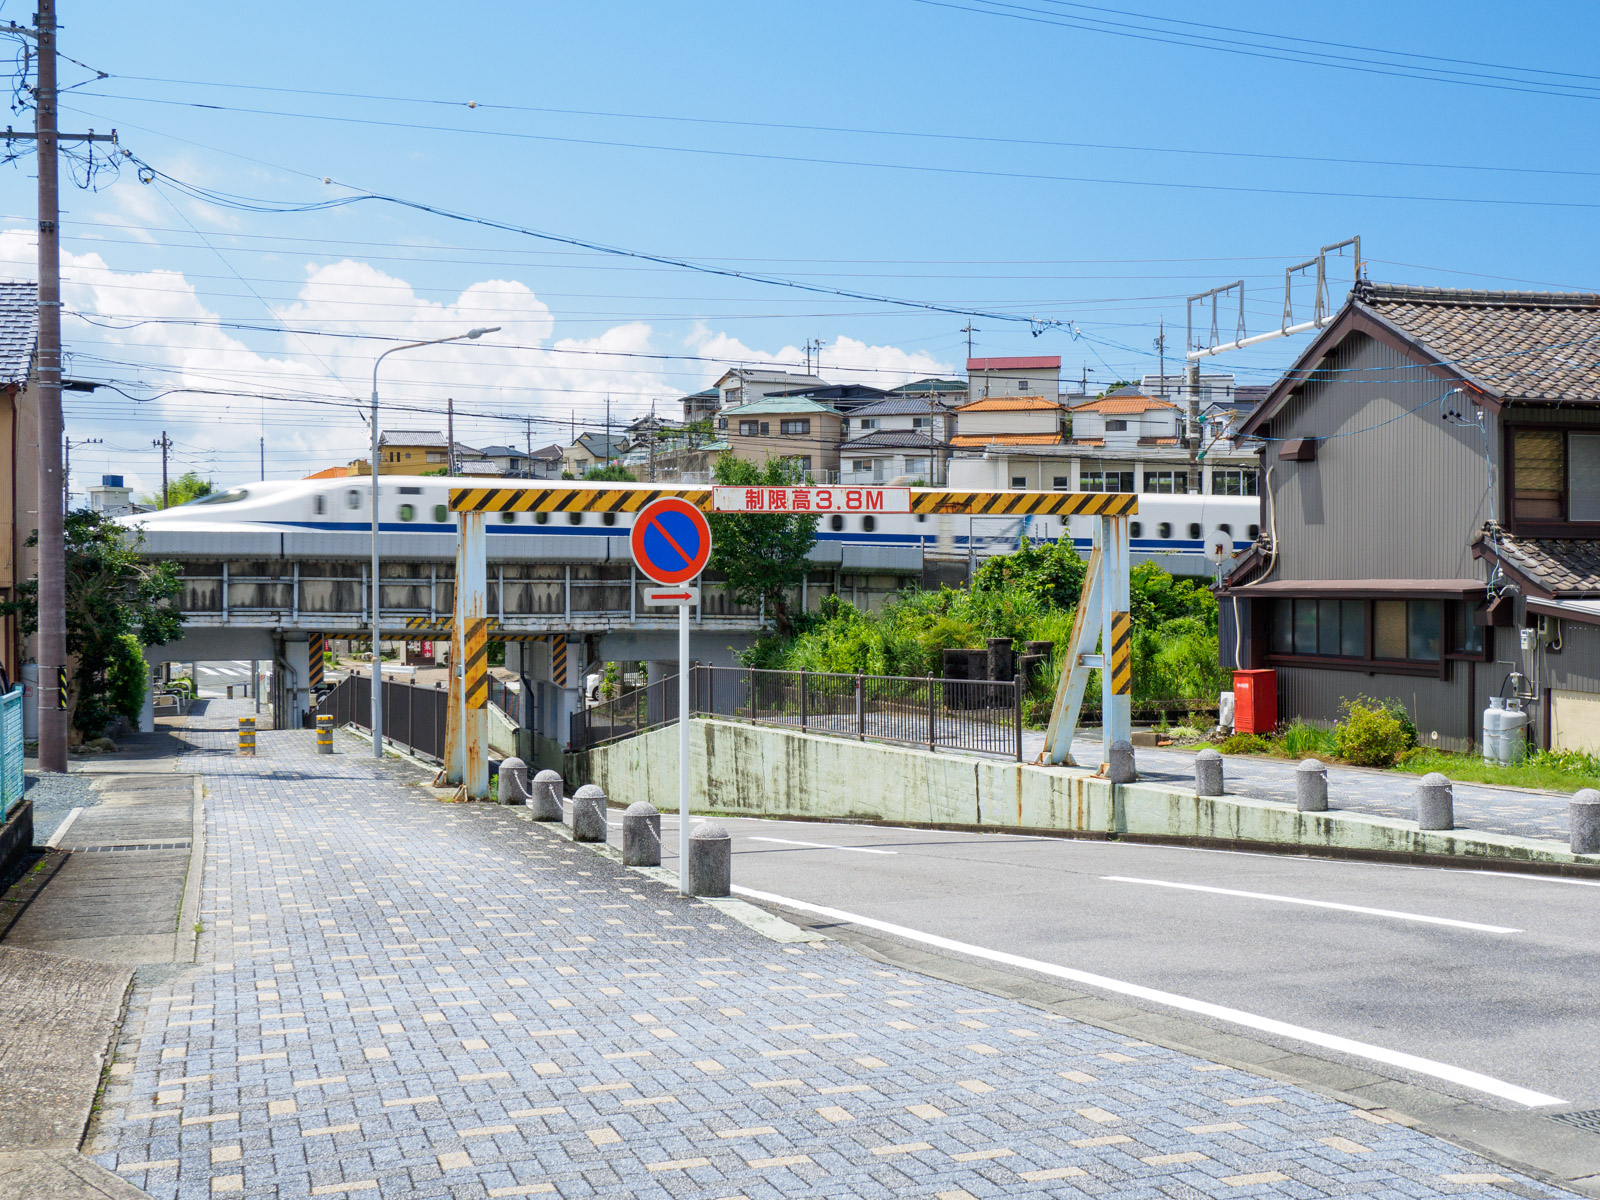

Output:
xmin=443 ymin=510 xmax=490 ymax=797
xmin=1041 ymin=513 xmax=1132 ymax=768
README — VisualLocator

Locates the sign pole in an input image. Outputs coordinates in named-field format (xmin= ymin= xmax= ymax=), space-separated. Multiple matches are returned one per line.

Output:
xmin=678 ymin=598 xmax=691 ymax=895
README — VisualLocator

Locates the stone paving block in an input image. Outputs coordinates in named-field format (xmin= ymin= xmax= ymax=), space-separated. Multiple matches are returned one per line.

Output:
xmin=80 ymin=699 xmax=1583 ymax=1200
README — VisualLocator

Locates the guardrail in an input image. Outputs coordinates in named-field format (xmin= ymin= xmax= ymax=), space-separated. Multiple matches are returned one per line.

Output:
xmin=572 ymin=665 xmax=1024 ymax=761
xmin=1 ymin=686 xmax=23 ymax=821
xmin=319 ymin=673 xmax=449 ymax=764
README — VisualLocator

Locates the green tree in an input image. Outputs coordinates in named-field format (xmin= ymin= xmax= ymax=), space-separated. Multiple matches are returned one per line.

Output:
xmin=584 ymin=463 xmax=636 ymax=482
xmin=2 ymin=511 xmax=184 ymax=737
xmin=141 ymin=470 xmax=212 ymax=509
xmin=971 ymin=538 xmax=1086 ymax=611
xmin=708 ymin=456 xmax=816 ymax=637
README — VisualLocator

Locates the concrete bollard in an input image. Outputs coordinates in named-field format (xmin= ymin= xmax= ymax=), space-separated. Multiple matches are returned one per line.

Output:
xmin=237 ymin=716 xmax=256 ymax=757
xmin=1195 ymin=748 xmax=1224 ymax=797
xmin=1107 ymin=739 xmax=1136 ymax=784
xmin=622 ymin=801 xmax=662 ymax=867
xmin=1417 ymin=772 xmax=1454 ymax=830
xmin=315 ymin=713 xmax=333 ymax=755
xmin=1571 ymin=788 xmax=1600 ymax=855
xmin=571 ymin=783 xmax=608 ymax=843
xmin=687 ymin=821 xmax=731 ymax=897
xmin=498 ymin=757 xmax=529 ymax=806
xmin=1295 ymin=759 xmax=1328 ymax=812
xmin=530 ymin=770 xmax=564 ymax=821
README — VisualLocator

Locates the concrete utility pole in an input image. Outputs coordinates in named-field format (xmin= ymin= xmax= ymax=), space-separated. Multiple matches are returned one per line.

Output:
xmin=523 ymin=415 xmax=533 ymax=479
xmin=1185 ymin=359 xmax=1201 ymax=494
xmin=151 ymin=431 xmax=172 ymax=507
xmin=258 ymin=435 xmax=264 ymax=479
xmin=64 ymin=436 xmax=101 ymax=511
xmin=446 ymin=397 xmax=456 ymax=476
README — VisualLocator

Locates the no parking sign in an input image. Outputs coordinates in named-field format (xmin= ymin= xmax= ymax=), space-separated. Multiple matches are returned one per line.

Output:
xmin=630 ymin=497 xmax=712 ymax=586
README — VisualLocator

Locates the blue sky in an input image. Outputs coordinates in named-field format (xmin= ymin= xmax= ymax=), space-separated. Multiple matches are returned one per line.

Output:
xmin=3 ymin=0 xmax=1598 ymax=494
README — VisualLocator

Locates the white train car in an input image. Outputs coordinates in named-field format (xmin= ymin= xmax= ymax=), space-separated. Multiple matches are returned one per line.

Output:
xmin=119 ymin=477 xmax=1259 ymax=578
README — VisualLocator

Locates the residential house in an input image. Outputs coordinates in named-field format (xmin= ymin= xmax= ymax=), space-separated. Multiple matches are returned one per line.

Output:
xmin=476 ymin=444 xmax=531 ymax=477
xmin=967 ymin=355 xmax=1061 ymax=402
xmin=527 ymin=444 xmax=565 ymax=479
xmin=560 ymin=432 xmax=629 ymax=477
xmin=87 ymin=474 xmax=137 ymax=517
xmin=718 ymin=396 xmax=843 ymax=476
xmin=839 ymin=394 xmax=961 ymax=485
xmin=0 ymin=281 xmax=38 ymax=683
xmin=680 ymin=387 xmax=721 ymax=425
xmin=945 ymin=396 xmax=1068 ymax=489
xmin=711 ymin=368 xmax=827 ymax=412
xmin=765 ymin=382 xmax=890 ymax=414
xmin=1220 ymin=281 xmax=1600 ymax=753
xmin=349 ymin=431 xmax=485 ymax=476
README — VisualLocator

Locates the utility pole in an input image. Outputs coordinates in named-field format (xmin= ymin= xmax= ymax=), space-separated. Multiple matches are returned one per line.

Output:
xmin=604 ymin=394 xmax=611 ymax=465
xmin=64 ymin=436 xmax=101 ymax=511
xmin=1185 ymin=358 xmax=1202 ymax=494
xmin=962 ymin=323 xmax=978 ymax=360
xmin=522 ymin=415 xmax=532 ymax=479
xmin=259 ymin=435 xmax=264 ymax=479
xmin=152 ymin=431 xmax=172 ymax=507
xmin=1 ymin=0 xmax=116 ymax=772
xmin=1154 ymin=318 xmax=1166 ymax=401
xmin=444 ymin=404 xmax=457 ymax=480
xmin=648 ymin=399 xmax=656 ymax=482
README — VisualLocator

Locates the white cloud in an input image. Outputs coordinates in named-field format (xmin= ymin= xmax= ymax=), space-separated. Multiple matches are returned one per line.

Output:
xmin=0 ymin=226 xmax=954 ymax=495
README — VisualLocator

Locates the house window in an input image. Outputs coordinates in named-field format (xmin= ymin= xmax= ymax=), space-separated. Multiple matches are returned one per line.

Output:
xmin=780 ymin=419 xmax=811 ymax=435
xmin=761 ymin=421 xmax=770 ymax=435
xmin=858 ymin=418 xmax=879 ymax=430
xmin=851 ymin=459 xmax=874 ymax=471
xmin=1052 ymin=475 xmax=1070 ymax=490
xmin=785 ymin=456 xmax=812 ymax=472
xmin=912 ymin=417 xmax=930 ymax=429
xmin=1211 ymin=469 xmax=1258 ymax=495
xmin=1106 ymin=419 xmax=1128 ymax=432
xmin=1512 ymin=428 xmax=1564 ymax=520
xmin=739 ymin=421 xmax=760 ymax=437
xmin=1081 ymin=465 xmax=1134 ymax=492
xmin=1016 ymin=379 xmax=1029 ymax=392
xmin=426 ymin=451 xmax=446 ymax=463
xmin=1143 ymin=470 xmax=1188 ymax=494
xmin=1269 ymin=598 xmax=1445 ymax=666
xmin=905 ymin=457 xmax=928 ymax=475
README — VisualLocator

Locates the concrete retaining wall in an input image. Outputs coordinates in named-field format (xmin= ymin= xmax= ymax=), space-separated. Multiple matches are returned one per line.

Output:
xmin=586 ymin=719 xmax=1600 ymax=868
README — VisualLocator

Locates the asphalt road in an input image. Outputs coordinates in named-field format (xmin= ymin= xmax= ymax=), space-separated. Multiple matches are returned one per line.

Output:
xmin=650 ymin=812 xmax=1600 ymax=1111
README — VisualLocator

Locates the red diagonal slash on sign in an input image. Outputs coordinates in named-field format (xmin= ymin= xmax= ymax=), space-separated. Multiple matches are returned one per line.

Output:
xmin=646 ymin=514 xmax=692 ymax=567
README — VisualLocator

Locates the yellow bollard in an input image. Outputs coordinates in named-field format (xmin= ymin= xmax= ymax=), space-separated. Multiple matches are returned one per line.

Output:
xmin=237 ymin=716 xmax=256 ymax=756
xmin=315 ymin=712 xmax=333 ymax=755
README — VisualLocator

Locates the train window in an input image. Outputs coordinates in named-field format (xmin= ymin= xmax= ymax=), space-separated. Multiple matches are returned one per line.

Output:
xmin=569 ymin=512 xmax=583 ymax=525
xmin=1218 ymin=523 xmax=1232 ymax=536
xmin=398 ymin=504 xmax=416 ymax=522
xmin=399 ymin=486 xmax=422 ymax=495
xmin=501 ymin=511 xmax=516 ymax=524
xmin=1130 ymin=521 xmax=1141 ymax=538
xmin=314 ymin=495 xmax=326 ymax=515
xmin=194 ymin=487 xmax=249 ymax=505
xmin=534 ymin=512 xmax=549 ymax=525
xmin=1188 ymin=522 xmax=1201 ymax=539
xmin=344 ymin=489 xmax=361 ymax=510
xmin=1158 ymin=522 xmax=1172 ymax=539
xmin=829 ymin=515 xmax=844 ymax=532
xmin=862 ymin=515 xmax=876 ymax=532
xmin=916 ymin=513 xmax=926 ymax=523
xmin=601 ymin=512 xmax=617 ymax=527
xmin=433 ymin=504 xmax=448 ymax=522
xmin=1248 ymin=524 xmax=1260 ymax=540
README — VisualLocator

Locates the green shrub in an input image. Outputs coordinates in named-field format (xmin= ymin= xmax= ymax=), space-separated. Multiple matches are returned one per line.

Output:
xmin=1526 ymin=748 xmax=1600 ymax=778
xmin=105 ymin=634 xmax=147 ymax=732
xmin=1281 ymin=720 xmax=1337 ymax=760
xmin=1335 ymin=697 xmax=1412 ymax=767
xmin=1221 ymin=732 xmax=1271 ymax=754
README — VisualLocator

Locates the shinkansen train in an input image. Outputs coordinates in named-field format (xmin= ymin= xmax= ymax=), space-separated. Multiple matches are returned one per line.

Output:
xmin=118 ymin=476 xmax=1260 ymax=577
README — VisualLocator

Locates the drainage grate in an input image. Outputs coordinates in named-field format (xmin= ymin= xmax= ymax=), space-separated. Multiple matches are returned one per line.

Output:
xmin=64 ymin=842 xmax=193 ymax=853
xmin=1549 ymin=1109 xmax=1600 ymax=1134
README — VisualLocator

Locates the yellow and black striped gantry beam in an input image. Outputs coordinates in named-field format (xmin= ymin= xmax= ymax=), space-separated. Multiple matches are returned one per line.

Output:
xmin=448 ymin=485 xmax=1138 ymax=518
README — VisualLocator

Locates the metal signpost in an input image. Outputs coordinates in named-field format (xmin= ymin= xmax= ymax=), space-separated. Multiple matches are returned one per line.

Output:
xmin=630 ymin=497 xmax=713 ymax=896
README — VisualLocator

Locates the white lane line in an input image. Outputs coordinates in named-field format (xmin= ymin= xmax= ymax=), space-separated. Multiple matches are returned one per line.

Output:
xmin=745 ymin=837 xmax=896 ymax=856
xmin=1100 ymin=876 xmax=1522 ymax=934
xmin=732 ymin=884 xmax=1566 ymax=1108
xmin=1477 ymin=870 xmax=1600 ymax=889
xmin=45 ymin=806 xmax=82 ymax=849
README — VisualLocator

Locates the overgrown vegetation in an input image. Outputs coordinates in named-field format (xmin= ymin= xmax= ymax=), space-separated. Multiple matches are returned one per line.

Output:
xmin=584 ymin=463 xmax=636 ymax=482
xmin=707 ymin=457 xmax=817 ymax=638
xmin=140 ymin=470 xmax=212 ymax=509
xmin=740 ymin=537 xmax=1226 ymax=724
xmin=1 ymin=510 xmax=184 ymax=738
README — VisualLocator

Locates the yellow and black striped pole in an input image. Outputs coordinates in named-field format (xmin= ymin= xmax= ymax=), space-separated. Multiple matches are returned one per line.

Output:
xmin=1109 ymin=610 xmax=1133 ymax=697
xmin=308 ymin=633 xmax=325 ymax=692
xmin=237 ymin=716 xmax=256 ymax=756
xmin=315 ymin=712 xmax=333 ymax=755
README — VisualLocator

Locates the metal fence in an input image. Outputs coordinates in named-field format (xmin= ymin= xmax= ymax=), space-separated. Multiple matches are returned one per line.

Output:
xmin=319 ymin=673 xmax=449 ymax=763
xmin=573 ymin=665 xmax=1023 ymax=760
xmin=487 ymin=678 xmax=524 ymax=727
xmin=0 ymin=686 xmax=23 ymax=821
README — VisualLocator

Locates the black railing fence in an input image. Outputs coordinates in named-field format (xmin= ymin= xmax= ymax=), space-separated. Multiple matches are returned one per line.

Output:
xmin=572 ymin=665 xmax=1023 ymax=760
xmin=320 ymin=673 xmax=450 ymax=763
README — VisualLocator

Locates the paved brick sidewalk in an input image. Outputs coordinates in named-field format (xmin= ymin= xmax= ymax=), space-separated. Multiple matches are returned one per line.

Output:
xmin=87 ymin=699 xmax=1572 ymax=1198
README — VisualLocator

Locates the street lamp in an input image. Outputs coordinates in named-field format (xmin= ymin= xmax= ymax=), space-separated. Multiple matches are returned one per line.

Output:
xmin=368 ymin=326 xmax=500 ymax=758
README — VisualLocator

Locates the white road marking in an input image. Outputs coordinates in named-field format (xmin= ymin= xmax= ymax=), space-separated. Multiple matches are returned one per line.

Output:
xmin=45 ymin=806 xmax=82 ymax=848
xmin=732 ymin=885 xmax=1567 ymax=1109
xmin=1100 ymin=876 xmax=1522 ymax=934
xmin=745 ymin=837 xmax=896 ymax=856
xmin=1477 ymin=870 xmax=1600 ymax=889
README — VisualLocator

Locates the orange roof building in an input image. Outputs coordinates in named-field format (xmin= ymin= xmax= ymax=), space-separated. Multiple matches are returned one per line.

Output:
xmin=304 ymin=465 xmax=354 ymax=479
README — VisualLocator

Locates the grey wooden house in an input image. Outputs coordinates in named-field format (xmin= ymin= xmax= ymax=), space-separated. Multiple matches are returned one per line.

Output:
xmin=1219 ymin=282 xmax=1600 ymax=753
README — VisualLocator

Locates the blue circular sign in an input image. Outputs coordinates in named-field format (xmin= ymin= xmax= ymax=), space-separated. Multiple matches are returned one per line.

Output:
xmin=630 ymin=497 xmax=712 ymax=585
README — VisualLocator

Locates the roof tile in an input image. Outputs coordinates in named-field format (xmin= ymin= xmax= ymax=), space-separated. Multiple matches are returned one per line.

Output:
xmin=0 ymin=281 xmax=38 ymax=385
xmin=955 ymin=396 xmax=1062 ymax=412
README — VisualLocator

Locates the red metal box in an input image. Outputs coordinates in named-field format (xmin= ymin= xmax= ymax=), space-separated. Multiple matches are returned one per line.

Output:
xmin=1232 ymin=669 xmax=1278 ymax=735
